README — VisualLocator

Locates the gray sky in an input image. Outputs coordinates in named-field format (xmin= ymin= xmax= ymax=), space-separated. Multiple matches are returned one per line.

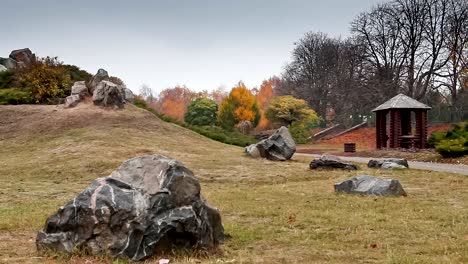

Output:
xmin=2 ymin=0 xmax=383 ymax=94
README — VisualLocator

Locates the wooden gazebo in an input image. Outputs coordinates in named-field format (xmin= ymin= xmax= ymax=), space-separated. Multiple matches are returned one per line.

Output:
xmin=373 ymin=94 xmax=431 ymax=149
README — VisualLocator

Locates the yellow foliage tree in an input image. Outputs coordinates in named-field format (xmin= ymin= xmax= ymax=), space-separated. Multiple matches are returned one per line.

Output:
xmin=19 ymin=57 xmax=71 ymax=104
xmin=218 ymin=82 xmax=260 ymax=129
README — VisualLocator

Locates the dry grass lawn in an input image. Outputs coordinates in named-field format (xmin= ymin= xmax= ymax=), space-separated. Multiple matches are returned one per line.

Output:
xmin=0 ymin=102 xmax=467 ymax=263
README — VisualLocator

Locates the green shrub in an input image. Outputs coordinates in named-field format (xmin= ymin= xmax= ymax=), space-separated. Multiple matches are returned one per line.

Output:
xmin=431 ymin=122 xmax=468 ymax=158
xmin=133 ymin=97 xmax=148 ymax=109
xmin=191 ymin=125 xmax=257 ymax=146
xmin=435 ymin=138 xmax=468 ymax=158
xmin=428 ymin=131 xmax=447 ymax=147
xmin=289 ymin=121 xmax=310 ymax=144
xmin=184 ymin=98 xmax=218 ymax=126
xmin=0 ymin=70 xmax=15 ymax=89
xmin=0 ymin=88 xmax=33 ymax=105
xmin=61 ymin=64 xmax=92 ymax=83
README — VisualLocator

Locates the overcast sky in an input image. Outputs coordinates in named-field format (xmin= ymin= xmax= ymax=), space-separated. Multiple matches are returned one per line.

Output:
xmin=2 ymin=0 xmax=383 ymax=94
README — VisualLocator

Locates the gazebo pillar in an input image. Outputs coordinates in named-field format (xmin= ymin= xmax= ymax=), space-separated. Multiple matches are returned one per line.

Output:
xmin=414 ymin=110 xmax=428 ymax=148
xmin=389 ymin=109 xmax=401 ymax=148
xmin=376 ymin=111 xmax=387 ymax=149
xmin=421 ymin=110 xmax=428 ymax=148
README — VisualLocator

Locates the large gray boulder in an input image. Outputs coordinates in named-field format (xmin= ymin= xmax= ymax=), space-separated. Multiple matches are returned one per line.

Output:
xmin=88 ymin=69 xmax=110 ymax=93
xmin=9 ymin=48 xmax=35 ymax=65
xmin=71 ymin=81 xmax=89 ymax=98
xmin=368 ymin=158 xmax=409 ymax=169
xmin=92 ymin=80 xmax=125 ymax=108
xmin=309 ymin=154 xmax=358 ymax=170
xmin=334 ymin=175 xmax=407 ymax=196
xmin=245 ymin=126 xmax=296 ymax=161
xmin=36 ymin=155 xmax=224 ymax=261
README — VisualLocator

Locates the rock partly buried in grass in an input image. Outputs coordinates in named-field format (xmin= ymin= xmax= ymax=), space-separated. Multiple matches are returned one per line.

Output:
xmin=36 ymin=154 xmax=224 ymax=261
xmin=381 ymin=162 xmax=407 ymax=170
xmin=309 ymin=154 xmax=358 ymax=170
xmin=368 ymin=158 xmax=409 ymax=169
xmin=245 ymin=126 xmax=296 ymax=161
xmin=245 ymin=143 xmax=260 ymax=158
xmin=334 ymin=175 xmax=407 ymax=196
xmin=64 ymin=94 xmax=81 ymax=108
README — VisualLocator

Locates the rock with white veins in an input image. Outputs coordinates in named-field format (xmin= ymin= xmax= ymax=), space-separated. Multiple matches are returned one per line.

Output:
xmin=36 ymin=155 xmax=224 ymax=261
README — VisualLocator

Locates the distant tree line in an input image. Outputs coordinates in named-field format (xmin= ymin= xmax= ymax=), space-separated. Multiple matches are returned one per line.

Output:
xmin=278 ymin=0 xmax=468 ymax=125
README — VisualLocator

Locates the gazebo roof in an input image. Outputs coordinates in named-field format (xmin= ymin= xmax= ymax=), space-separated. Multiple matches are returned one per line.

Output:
xmin=372 ymin=93 xmax=431 ymax=112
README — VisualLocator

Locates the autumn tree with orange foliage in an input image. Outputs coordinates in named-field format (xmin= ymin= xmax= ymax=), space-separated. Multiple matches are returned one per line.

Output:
xmin=153 ymin=85 xmax=195 ymax=121
xmin=218 ymin=82 xmax=260 ymax=130
xmin=255 ymin=77 xmax=281 ymax=130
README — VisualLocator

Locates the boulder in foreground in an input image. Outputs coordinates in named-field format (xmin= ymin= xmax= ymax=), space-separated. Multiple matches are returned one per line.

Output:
xmin=334 ymin=175 xmax=407 ymax=196
xmin=309 ymin=154 xmax=358 ymax=170
xmin=36 ymin=155 xmax=224 ymax=261
xmin=245 ymin=126 xmax=296 ymax=161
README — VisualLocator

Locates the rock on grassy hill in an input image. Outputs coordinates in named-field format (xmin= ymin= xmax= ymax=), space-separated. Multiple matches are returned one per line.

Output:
xmin=1 ymin=102 xmax=468 ymax=263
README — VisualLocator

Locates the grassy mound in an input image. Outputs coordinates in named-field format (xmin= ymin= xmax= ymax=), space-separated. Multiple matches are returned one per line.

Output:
xmin=0 ymin=103 xmax=467 ymax=263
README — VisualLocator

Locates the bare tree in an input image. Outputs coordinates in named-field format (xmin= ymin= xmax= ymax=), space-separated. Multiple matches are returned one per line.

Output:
xmin=139 ymin=84 xmax=155 ymax=103
xmin=281 ymin=32 xmax=341 ymax=122
xmin=436 ymin=0 xmax=468 ymax=119
xmin=351 ymin=3 xmax=406 ymax=101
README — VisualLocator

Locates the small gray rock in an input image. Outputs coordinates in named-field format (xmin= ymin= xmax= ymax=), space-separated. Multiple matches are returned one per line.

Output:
xmin=9 ymin=48 xmax=35 ymax=65
xmin=0 ymin=64 xmax=7 ymax=72
xmin=64 ymin=95 xmax=81 ymax=108
xmin=368 ymin=158 xmax=409 ymax=169
xmin=123 ymin=88 xmax=135 ymax=103
xmin=245 ymin=144 xmax=260 ymax=158
xmin=71 ymin=81 xmax=89 ymax=98
xmin=334 ymin=175 xmax=407 ymax=196
xmin=310 ymin=154 xmax=358 ymax=170
xmin=381 ymin=162 xmax=407 ymax=170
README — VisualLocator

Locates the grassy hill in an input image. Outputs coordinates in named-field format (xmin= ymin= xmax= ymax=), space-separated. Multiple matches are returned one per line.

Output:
xmin=0 ymin=102 xmax=467 ymax=263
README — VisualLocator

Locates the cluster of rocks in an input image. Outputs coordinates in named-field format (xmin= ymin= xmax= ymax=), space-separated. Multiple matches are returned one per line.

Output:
xmin=0 ymin=48 xmax=36 ymax=71
xmin=65 ymin=69 xmax=135 ymax=109
xmin=36 ymin=155 xmax=224 ymax=261
xmin=307 ymin=155 xmax=407 ymax=196
xmin=244 ymin=126 xmax=408 ymax=197
xmin=245 ymin=126 xmax=296 ymax=161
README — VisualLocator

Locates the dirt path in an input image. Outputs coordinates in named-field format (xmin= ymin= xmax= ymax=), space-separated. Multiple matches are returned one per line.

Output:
xmin=296 ymin=153 xmax=468 ymax=175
